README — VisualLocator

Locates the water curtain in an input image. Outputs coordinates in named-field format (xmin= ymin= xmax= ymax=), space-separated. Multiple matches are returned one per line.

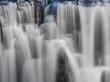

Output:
xmin=0 ymin=1 xmax=110 ymax=82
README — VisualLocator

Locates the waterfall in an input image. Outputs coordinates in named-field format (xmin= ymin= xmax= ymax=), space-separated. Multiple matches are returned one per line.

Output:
xmin=40 ymin=22 xmax=58 ymax=40
xmin=80 ymin=68 xmax=103 ymax=82
xmin=0 ymin=1 xmax=110 ymax=82
xmin=22 ymin=59 xmax=43 ymax=82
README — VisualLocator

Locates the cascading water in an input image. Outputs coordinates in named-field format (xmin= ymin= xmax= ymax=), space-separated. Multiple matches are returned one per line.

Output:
xmin=79 ymin=6 xmax=94 ymax=67
xmin=1 ymin=1 xmax=110 ymax=82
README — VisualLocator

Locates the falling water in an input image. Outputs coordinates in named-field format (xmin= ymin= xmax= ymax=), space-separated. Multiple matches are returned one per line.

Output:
xmin=40 ymin=22 xmax=58 ymax=40
xmin=80 ymin=68 xmax=103 ymax=82
xmin=22 ymin=59 xmax=43 ymax=82
xmin=1 ymin=1 xmax=110 ymax=82
xmin=103 ymin=5 xmax=110 ymax=66
xmin=79 ymin=6 xmax=95 ymax=67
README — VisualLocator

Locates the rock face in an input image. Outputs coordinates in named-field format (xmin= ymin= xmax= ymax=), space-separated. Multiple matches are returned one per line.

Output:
xmin=56 ymin=50 xmax=69 ymax=82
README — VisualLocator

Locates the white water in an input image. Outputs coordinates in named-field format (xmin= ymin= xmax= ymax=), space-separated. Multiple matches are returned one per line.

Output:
xmin=0 ymin=2 xmax=110 ymax=82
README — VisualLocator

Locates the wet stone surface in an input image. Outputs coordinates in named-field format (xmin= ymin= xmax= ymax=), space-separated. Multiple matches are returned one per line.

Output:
xmin=56 ymin=49 xmax=70 ymax=82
